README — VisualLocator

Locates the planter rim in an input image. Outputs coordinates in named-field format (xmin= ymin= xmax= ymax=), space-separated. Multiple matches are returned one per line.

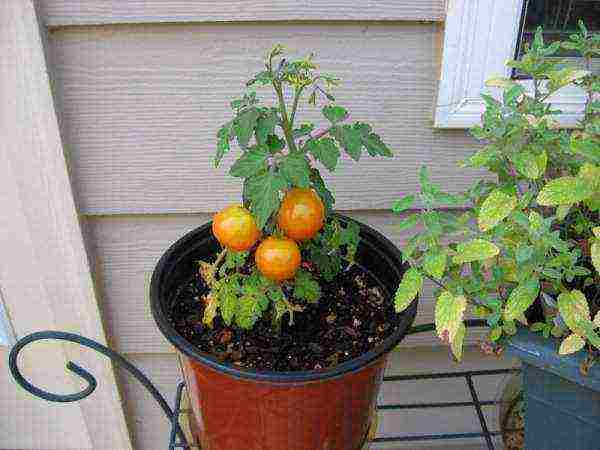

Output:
xmin=150 ymin=213 xmax=417 ymax=383
xmin=507 ymin=327 xmax=600 ymax=392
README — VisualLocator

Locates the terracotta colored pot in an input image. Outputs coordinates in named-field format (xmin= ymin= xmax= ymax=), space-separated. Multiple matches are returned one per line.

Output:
xmin=151 ymin=214 xmax=417 ymax=450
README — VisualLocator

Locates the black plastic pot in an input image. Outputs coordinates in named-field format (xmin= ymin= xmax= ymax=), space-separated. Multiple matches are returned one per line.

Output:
xmin=507 ymin=328 xmax=600 ymax=450
xmin=150 ymin=214 xmax=417 ymax=450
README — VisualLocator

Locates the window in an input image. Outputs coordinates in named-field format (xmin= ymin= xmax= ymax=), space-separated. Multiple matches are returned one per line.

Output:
xmin=435 ymin=0 xmax=597 ymax=128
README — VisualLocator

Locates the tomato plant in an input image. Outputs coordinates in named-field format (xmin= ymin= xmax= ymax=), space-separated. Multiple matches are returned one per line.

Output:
xmin=200 ymin=45 xmax=393 ymax=329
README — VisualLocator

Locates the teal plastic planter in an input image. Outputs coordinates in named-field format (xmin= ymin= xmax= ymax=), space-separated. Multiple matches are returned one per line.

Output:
xmin=507 ymin=328 xmax=600 ymax=450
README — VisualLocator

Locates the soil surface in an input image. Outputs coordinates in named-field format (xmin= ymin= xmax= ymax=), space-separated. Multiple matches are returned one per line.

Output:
xmin=168 ymin=264 xmax=401 ymax=372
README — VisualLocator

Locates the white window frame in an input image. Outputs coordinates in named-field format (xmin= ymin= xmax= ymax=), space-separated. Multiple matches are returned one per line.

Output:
xmin=435 ymin=0 xmax=588 ymax=128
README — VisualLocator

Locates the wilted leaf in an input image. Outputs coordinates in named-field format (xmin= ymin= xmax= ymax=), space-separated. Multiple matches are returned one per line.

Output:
xmin=435 ymin=291 xmax=467 ymax=344
xmin=559 ymin=334 xmax=586 ymax=355
xmin=453 ymin=239 xmax=500 ymax=264
xmin=478 ymin=190 xmax=517 ymax=231
xmin=558 ymin=290 xmax=591 ymax=335
xmin=394 ymin=268 xmax=423 ymax=313
xmin=537 ymin=177 xmax=593 ymax=206
xmin=202 ymin=295 xmax=219 ymax=327
xmin=451 ymin=322 xmax=466 ymax=361
xmin=504 ymin=278 xmax=540 ymax=320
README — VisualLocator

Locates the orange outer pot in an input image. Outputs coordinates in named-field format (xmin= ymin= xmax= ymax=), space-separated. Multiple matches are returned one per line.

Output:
xmin=151 ymin=216 xmax=418 ymax=450
xmin=180 ymin=353 xmax=387 ymax=450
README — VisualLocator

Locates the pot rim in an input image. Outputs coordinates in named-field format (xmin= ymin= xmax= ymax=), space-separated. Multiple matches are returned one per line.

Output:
xmin=150 ymin=213 xmax=418 ymax=383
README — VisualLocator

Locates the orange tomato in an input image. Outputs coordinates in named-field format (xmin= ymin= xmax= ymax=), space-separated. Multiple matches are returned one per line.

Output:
xmin=277 ymin=188 xmax=325 ymax=241
xmin=255 ymin=236 xmax=301 ymax=281
xmin=212 ymin=205 xmax=260 ymax=252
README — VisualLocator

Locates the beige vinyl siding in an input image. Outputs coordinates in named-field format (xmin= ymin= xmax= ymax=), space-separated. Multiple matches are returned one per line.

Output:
xmin=47 ymin=22 xmax=482 ymax=215
xmin=118 ymin=349 xmax=516 ymax=450
xmin=40 ymin=1 xmax=446 ymax=26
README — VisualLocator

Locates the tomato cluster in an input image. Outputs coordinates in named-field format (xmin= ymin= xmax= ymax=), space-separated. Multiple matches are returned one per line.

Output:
xmin=212 ymin=188 xmax=325 ymax=281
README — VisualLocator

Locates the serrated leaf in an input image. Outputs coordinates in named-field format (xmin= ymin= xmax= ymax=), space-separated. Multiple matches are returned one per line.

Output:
xmin=335 ymin=125 xmax=363 ymax=161
xmin=219 ymin=289 xmax=238 ymax=325
xmin=537 ymin=177 xmax=593 ymax=206
xmin=215 ymin=123 xmax=232 ymax=167
xmin=229 ymin=146 xmax=269 ymax=178
xmin=392 ymin=195 xmax=416 ymax=214
xmin=293 ymin=269 xmax=321 ymax=303
xmin=478 ymin=190 xmax=517 ymax=231
xmin=559 ymin=334 xmax=586 ymax=355
xmin=504 ymin=278 xmax=540 ymax=320
xmin=396 ymin=214 xmax=419 ymax=231
xmin=362 ymin=132 xmax=393 ymax=157
xmin=236 ymin=295 xmax=261 ymax=329
xmin=591 ymin=240 xmax=600 ymax=274
xmin=322 ymin=105 xmax=348 ymax=123
xmin=558 ymin=290 xmax=591 ymax=336
xmin=280 ymin=152 xmax=311 ymax=188
xmin=310 ymin=169 xmax=335 ymax=211
xmin=233 ymin=108 xmax=260 ymax=148
xmin=394 ymin=268 xmax=422 ymax=313
xmin=451 ymin=322 xmax=466 ymax=361
xmin=435 ymin=291 xmax=467 ymax=344
xmin=423 ymin=248 xmax=447 ymax=279
xmin=244 ymin=172 xmax=287 ymax=228
xmin=453 ymin=239 xmax=500 ymax=264
xmin=307 ymin=138 xmax=340 ymax=171
xmin=255 ymin=110 xmax=278 ymax=145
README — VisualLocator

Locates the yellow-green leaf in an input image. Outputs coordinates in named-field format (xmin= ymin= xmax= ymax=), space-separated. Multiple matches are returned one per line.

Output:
xmin=478 ymin=190 xmax=517 ymax=231
xmin=504 ymin=278 xmax=540 ymax=321
xmin=451 ymin=322 xmax=466 ymax=361
xmin=435 ymin=291 xmax=467 ymax=344
xmin=489 ymin=326 xmax=503 ymax=342
xmin=558 ymin=290 xmax=591 ymax=336
xmin=593 ymin=311 xmax=600 ymax=328
xmin=591 ymin=239 xmax=600 ymax=275
xmin=511 ymin=151 xmax=545 ymax=179
xmin=202 ymin=295 xmax=219 ymax=328
xmin=537 ymin=177 xmax=593 ymax=206
xmin=453 ymin=239 xmax=500 ymax=264
xmin=593 ymin=227 xmax=600 ymax=238
xmin=485 ymin=77 xmax=516 ymax=89
xmin=558 ymin=334 xmax=586 ymax=355
xmin=394 ymin=268 xmax=423 ymax=313
xmin=423 ymin=248 xmax=447 ymax=279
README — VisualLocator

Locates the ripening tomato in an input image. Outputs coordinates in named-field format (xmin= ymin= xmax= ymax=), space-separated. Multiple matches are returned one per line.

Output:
xmin=212 ymin=205 xmax=260 ymax=252
xmin=277 ymin=188 xmax=325 ymax=241
xmin=255 ymin=236 xmax=301 ymax=281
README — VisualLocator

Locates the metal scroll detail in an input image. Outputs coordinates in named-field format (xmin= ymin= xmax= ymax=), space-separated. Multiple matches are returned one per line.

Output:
xmin=8 ymin=330 xmax=189 ymax=448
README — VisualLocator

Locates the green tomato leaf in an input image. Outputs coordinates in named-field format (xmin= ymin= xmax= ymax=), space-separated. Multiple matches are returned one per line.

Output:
xmin=280 ymin=152 xmax=311 ymax=188
xmin=451 ymin=322 xmax=466 ymax=361
xmin=334 ymin=124 xmax=363 ymax=161
xmin=453 ymin=239 xmax=500 ymax=264
xmin=435 ymin=291 xmax=467 ymax=344
xmin=394 ymin=268 xmax=423 ymax=313
xmin=537 ymin=177 xmax=593 ymax=206
xmin=559 ymin=334 xmax=586 ymax=355
xmin=307 ymin=137 xmax=340 ymax=171
xmin=322 ymin=105 xmax=348 ymax=123
xmin=229 ymin=146 xmax=269 ymax=178
xmin=361 ymin=132 xmax=393 ymax=158
xmin=236 ymin=295 xmax=262 ymax=329
xmin=558 ymin=290 xmax=591 ymax=336
xmin=396 ymin=214 xmax=420 ymax=232
xmin=215 ymin=123 xmax=233 ymax=167
xmin=504 ymin=278 xmax=540 ymax=321
xmin=244 ymin=171 xmax=287 ymax=228
xmin=310 ymin=168 xmax=335 ymax=212
xmin=255 ymin=109 xmax=278 ymax=145
xmin=293 ymin=269 xmax=321 ymax=303
xmin=478 ymin=190 xmax=517 ymax=232
xmin=233 ymin=107 xmax=260 ymax=148
xmin=423 ymin=248 xmax=447 ymax=280
xmin=511 ymin=151 xmax=545 ymax=179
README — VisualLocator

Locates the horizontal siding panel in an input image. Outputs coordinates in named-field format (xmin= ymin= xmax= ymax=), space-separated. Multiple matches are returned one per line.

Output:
xmin=48 ymin=23 xmax=483 ymax=215
xmin=118 ymin=349 xmax=515 ymax=450
xmin=83 ymin=212 xmax=486 ymax=354
xmin=41 ymin=1 xmax=445 ymax=26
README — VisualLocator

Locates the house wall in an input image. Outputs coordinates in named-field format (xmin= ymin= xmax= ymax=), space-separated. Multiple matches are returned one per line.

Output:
xmin=9 ymin=2 xmax=516 ymax=449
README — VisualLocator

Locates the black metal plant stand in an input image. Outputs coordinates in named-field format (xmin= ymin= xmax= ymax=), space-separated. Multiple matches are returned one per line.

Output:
xmin=9 ymin=321 xmax=518 ymax=450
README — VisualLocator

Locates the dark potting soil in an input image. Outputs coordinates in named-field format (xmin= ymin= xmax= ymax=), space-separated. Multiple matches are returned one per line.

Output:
xmin=168 ymin=264 xmax=401 ymax=372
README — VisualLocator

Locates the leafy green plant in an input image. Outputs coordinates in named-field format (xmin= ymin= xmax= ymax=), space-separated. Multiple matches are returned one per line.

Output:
xmin=394 ymin=23 xmax=600 ymax=362
xmin=201 ymin=45 xmax=393 ymax=329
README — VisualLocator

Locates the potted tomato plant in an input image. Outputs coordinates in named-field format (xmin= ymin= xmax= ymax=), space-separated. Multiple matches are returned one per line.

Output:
xmin=393 ymin=25 xmax=599 ymax=449
xmin=150 ymin=46 xmax=417 ymax=450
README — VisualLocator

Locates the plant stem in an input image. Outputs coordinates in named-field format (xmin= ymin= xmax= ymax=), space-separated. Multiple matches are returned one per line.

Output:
xmin=273 ymin=81 xmax=298 ymax=153
xmin=299 ymin=125 xmax=334 ymax=150
xmin=290 ymin=86 xmax=303 ymax=125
